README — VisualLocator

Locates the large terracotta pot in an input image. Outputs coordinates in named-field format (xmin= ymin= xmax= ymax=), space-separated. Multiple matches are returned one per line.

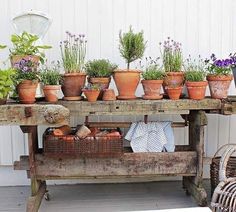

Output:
xmin=141 ymin=80 xmax=163 ymax=100
xmin=88 ymin=77 xmax=111 ymax=100
xmin=11 ymin=55 xmax=40 ymax=69
xmin=186 ymin=81 xmax=208 ymax=100
xmin=61 ymin=73 xmax=86 ymax=101
xmin=17 ymin=80 xmax=38 ymax=104
xmin=113 ymin=69 xmax=141 ymax=100
xmin=166 ymin=86 xmax=183 ymax=100
xmin=43 ymin=85 xmax=61 ymax=103
xmin=83 ymin=89 xmax=100 ymax=102
xmin=207 ymin=75 xmax=233 ymax=99
xmin=163 ymin=72 xmax=184 ymax=93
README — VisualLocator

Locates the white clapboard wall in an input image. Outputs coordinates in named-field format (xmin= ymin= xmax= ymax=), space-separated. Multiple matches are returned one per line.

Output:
xmin=0 ymin=0 xmax=236 ymax=185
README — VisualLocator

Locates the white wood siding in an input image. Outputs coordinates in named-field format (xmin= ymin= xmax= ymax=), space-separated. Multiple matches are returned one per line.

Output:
xmin=0 ymin=0 xmax=236 ymax=173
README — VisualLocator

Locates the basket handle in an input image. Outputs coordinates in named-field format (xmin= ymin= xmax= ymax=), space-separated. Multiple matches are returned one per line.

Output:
xmin=213 ymin=143 xmax=236 ymax=158
xmin=219 ymin=145 xmax=236 ymax=182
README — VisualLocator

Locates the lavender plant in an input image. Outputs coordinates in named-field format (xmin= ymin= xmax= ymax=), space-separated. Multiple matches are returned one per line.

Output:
xmin=60 ymin=31 xmax=87 ymax=73
xmin=160 ymin=37 xmax=183 ymax=72
xmin=40 ymin=62 xmax=62 ymax=85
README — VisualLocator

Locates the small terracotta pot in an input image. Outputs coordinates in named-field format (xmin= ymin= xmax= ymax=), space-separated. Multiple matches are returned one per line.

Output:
xmin=83 ymin=89 xmax=100 ymax=102
xmin=113 ymin=69 xmax=141 ymax=100
xmin=43 ymin=85 xmax=61 ymax=103
xmin=166 ymin=86 xmax=183 ymax=100
xmin=163 ymin=72 xmax=184 ymax=93
xmin=61 ymin=73 xmax=86 ymax=101
xmin=17 ymin=80 xmax=38 ymax=104
xmin=207 ymin=74 xmax=233 ymax=99
xmin=11 ymin=55 xmax=40 ymax=69
xmin=0 ymin=98 xmax=7 ymax=105
xmin=186 ymin=81 xmax=208 ymax=100
xmin=102 ymin=89 xmax=116 ymax=101
xmin=88 ymin=77 xmax=111 ymax=100
xmin=141 ymin=80 xmax=163 ymax=100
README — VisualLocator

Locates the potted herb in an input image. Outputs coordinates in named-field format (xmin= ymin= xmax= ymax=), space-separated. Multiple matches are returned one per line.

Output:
xmin=10 ymin=31 xmax=51 ymax=67
xmin=165 ymin=84 xmax=183 ymax=100
xmin=205 ymin=54 xmax=233 ymax=99
xmin=113 ymin=26 xmax=146 ymax=99
xmin=13 ymin=57 xmax=39 ymax=104
xmin=82 ymin=84 xmax=100 ymax=102
xmin=85 ymin=59 xmax=117 ymax=99
xmin=60 ymin=31 xmax=87 ymax=101
xmin=184 ymin=56 xmax=208 ymax=100
xmin=40 ymin=62 xmax=62 ymax=103
xmin=160 ymin=37 xmax=184 ymax=92
xmin=141 ymin=58 xmax=165 ymax=100
xmin=0 ymin=68 xmax=16 ymax=105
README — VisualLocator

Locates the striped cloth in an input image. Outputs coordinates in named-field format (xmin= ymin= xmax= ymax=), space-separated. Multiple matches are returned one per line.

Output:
xmin=125 ymin=121 xmax=175 ymax=152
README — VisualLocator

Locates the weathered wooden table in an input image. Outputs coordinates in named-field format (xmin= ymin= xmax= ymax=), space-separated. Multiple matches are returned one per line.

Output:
xmin=1 ymin=99 xmax=230 ymax=212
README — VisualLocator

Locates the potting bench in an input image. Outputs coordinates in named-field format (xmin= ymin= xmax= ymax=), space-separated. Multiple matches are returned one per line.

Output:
xmin=1 ymin=99 xmax=232 ymax=212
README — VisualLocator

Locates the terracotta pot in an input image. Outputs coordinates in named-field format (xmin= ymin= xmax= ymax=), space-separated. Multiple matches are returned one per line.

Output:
xmin=186 ymin=81 xmax=208 ymax=100
xmin=141 ymin=80 xmax=163 ymax=100
xmin=113 ymin=69 xmax=141 ymax=100
xmin=207 ymin=75 xmax=233 ymax=99
xmin=43 ymin=85 xmax=61 ymax=103
xmin=0 ymin=98 xmax=7 ymax=105
xmin=102 ymin=89 xmax=116 ymax=101
xmin=83 ymin=89 xmax=100 ymax=102
xmin=163 ymin=72 xmax=184 ymax=93
xmin=17 ymin=80 xmax=38 ymax=104
xmin=11 ymin=55 xmax=40 ymax=69
xmin=61 ymin=73 xmax=86 ymax=101
xmin=166 ymin=86 xmax=183 ymax=100
xmin=88 ymin=77 xmax=111 ymax=100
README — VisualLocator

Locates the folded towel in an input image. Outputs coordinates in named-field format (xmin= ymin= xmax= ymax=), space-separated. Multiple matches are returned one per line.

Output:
xmin=125 ymin=121 xmax=175 ymax=152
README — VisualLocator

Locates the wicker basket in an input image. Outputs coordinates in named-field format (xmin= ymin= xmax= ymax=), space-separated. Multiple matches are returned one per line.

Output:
xmin=43 ymin=127 xmax=123 ymax=158
xmin=210 ymin=144 xmax=236 ymax=195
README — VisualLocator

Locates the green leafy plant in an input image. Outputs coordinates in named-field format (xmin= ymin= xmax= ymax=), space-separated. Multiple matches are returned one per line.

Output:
xmin=0 ymin=68 xmax=16 ymax=99
xmin=85 ymin=59 xmax=117 ymax=77
xmin=142 ymin=65 xmax=165 ymax=80
xmin=83 ymin=83 xmax=100 ymax=90
xmin=119 ymin=26 xmax=146 ymax=70
xmin=0 ymin=45 xmax=6 ymax=49
xmin=10 ymin=31 xmax=51 ymax=64
xmin=40 ymin=62 xmax=62 ymax=85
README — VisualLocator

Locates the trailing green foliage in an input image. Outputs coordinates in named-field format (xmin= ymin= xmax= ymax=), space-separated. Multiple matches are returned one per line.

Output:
xmin=0 ymin=69 xmax=16 ymax=99
xmin=142 ymin=65 xmax=165 ymax=80
xmin=40 ymin=63 xmax=62 ymax=85
xmin=119 ymin=26 xmax=146 ymax=70
xmin=0 ymin=45 xmax=6 ymax=49
xmin=85 ymin=59 xmax=117 ymax=77
xmin=10 ymin=31 xmax=51 ymax=64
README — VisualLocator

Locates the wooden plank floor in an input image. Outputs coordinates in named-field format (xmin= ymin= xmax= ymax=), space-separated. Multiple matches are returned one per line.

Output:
xmin=0 ymin=181 xmax=211 ymax=212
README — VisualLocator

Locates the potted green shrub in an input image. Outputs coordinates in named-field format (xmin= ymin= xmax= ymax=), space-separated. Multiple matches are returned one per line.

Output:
xmin=184 ymin=56 xmax=208 ymax=100
xmin=60 ymin=31 xmax=87 ymax=101
xmin=85 ymin=59 xmax=117 ymax=99
xmin=113 ymin=26 xmax=146 ymax=99
xmin=82 ymin=84 xmax=100 ymax=102
xmin=205 ymin=54 xmax=233 ymax=99
xmin=141 ymin=58 xmax=165 ymax=100
xmin=40 ymin=63 xmax=62 ymax=103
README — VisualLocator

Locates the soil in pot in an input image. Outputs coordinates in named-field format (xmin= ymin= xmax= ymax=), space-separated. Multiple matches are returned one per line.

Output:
xmin=17 ymin=80 xmax=38 ymax=104
xmin=43 ymin=85 xmax=61 ymax=103
xmin=113 ymin=69 xmax=141 ymax=100
xmin=83 ymin=90 xmax=100 ymax=102
xmin=61 ymin=73 xmax=86 ymax=101
xmin=166 ymin=86 xmax=183 ymax=100
xmin=102 ymin=89 xmax=116 ymax=101
xmin=186 ymin=81 xmax=208 ymax=100
xmin=207 ymin=75 xmax=233 ymax=99
xmin=163 ymin=72 xmax=184 ymax=93
xmin=88 ymin=77 xmax=111 ymax=100
xmin=141 ymin=80 xmax=163 ymax=100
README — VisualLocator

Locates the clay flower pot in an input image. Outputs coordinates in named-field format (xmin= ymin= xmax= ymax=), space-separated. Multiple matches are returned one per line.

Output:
xmin=166 ymin=86 xmax=183 ymax=100
xmin=207 ymin=75 xmax=233 ymax=99
xmin=83 ymin=89 xmax=100 ymax=102
xmin=102 ymin=89 xmax=116 ymax=101
xmin=163 ymin=72 xmax=184 ymax=93
xmin=88 ymin=77 xmax=111 ymax=100
xmin=61 ymin=73 xmax=86 ymax=101
xmin=0 ymin=98 xmax=7 ymax=105
xmin=43 ymin=85 xmax=61 ymax=103
xmin=113 ymin=69 xmax=141 ymax=100
xmin=186 ymin=81 xmax=208 ymax=100
xmin=141 ymin=80 xmax=163 ymax=100
xmin=17 ymin=80 xmax=38 ymax=104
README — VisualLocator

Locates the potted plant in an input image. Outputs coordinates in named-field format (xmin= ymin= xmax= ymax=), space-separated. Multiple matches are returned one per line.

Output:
xmin=60 ymin=31 xmax=87 ymax=101
xmin=113 ymin=26 xmax=146 ymax=99
xmin=82 ymin=84 xmax=100 ymax=102
xmin=0 ymin=68 xmax=16 ymax=105
xmin=141 ymin=58 xmax=165 ymax=100
xmin=85 ymin=59 xmax=117 ymax=99
xmin=205 ymin=54 xmax=233 ymax=99
xmin=13 ymin=57 xmax=39 ymax=104
xmin=229 ymin=53 xmax=236 ymax=87
xmin=184 ymin=56 xmax=208 ymax=100
xmin=40 ymin=62 xmax=62 ymax=103
xmin=165 ymin=84 xmax=183 ymax=100
xmin=160 ymin=37 xmax=184 ymax=92
xmin=10 ymin=31 xmax=51 ymax=66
